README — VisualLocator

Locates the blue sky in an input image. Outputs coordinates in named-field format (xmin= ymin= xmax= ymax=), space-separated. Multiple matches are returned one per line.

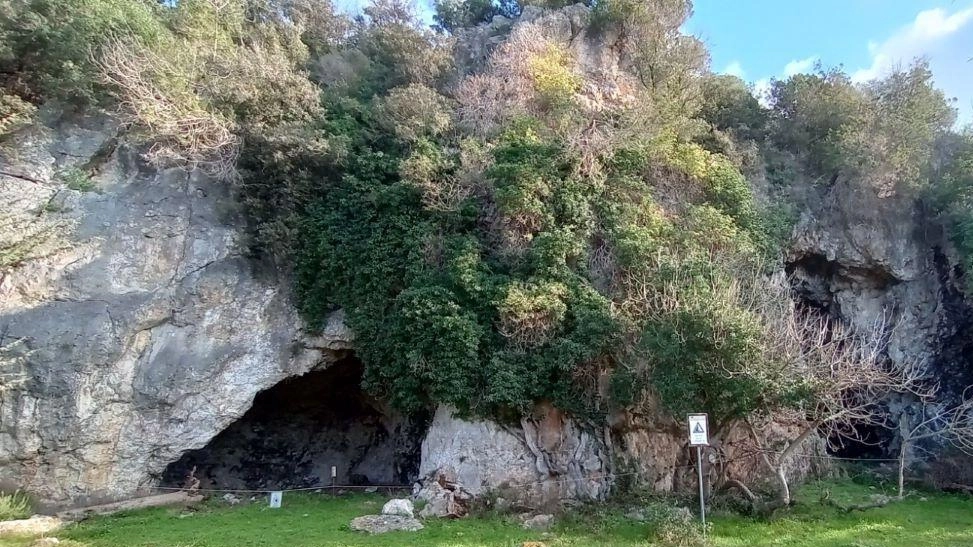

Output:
xmin=336 ymin=0 xmax=973 ymax=124
xmin=686 ymin=0 xmax=973 ymax=124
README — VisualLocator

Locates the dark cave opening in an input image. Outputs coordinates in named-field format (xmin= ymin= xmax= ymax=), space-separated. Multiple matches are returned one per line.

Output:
xmin=161 ymin=356 xmax=429 ymax=490
xmin=827 ymin=422 xmax=890 ymax=459
xmin=785 ymin=253 xmax=899 ymax=459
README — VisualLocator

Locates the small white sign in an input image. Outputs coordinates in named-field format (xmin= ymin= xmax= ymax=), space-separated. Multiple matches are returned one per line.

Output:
xmin=688 ymin=413 xmax=709 ymax=446
xmin=269 ymin=491 xmax=283 ymax=508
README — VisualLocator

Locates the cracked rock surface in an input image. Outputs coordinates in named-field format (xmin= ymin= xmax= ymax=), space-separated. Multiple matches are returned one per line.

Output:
xmin=0 ymin=113 xmax=352 ymax=506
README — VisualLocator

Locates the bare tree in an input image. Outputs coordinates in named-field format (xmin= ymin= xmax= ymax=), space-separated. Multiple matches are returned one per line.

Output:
xmin=895 ymin=386 xmax=973 ymax=497
xmin=739 ymin=311 xmax=929 ymax=511
xmin=98 ymin=36 xmax=241 ymax=179
xmin=617 ymin=257 xmax=928 ymax=512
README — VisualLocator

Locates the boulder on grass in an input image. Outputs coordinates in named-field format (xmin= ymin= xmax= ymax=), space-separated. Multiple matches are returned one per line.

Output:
xmin=414 ymin=475 xmax=473 ymax=518
xmin=0 ymin=516 xmax=63 ymax=537
xmin=381 ymin=498 xmax=414 ymax=517
xmin=349 ymin=515 xmax=424 ymax=534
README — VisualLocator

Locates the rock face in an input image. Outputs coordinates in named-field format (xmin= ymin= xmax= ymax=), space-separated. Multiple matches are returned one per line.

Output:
xmin=418 ymin=405 xmax=610 ymax=507
xmin=787 ymin=178 xmax=973 ymax=402
xmin=0 ymin=113 xmax=352 ymax=505
xmin=417 ymin=405 xmax=826 ymax=508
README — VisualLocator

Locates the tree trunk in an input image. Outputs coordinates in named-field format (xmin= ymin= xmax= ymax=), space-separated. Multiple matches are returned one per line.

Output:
xmin=898 ymin=413 xmax=910 ymax=499
xmin=775 ymin=464 xmax=791 ymax=505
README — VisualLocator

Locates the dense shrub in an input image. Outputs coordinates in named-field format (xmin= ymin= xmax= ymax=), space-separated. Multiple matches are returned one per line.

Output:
xmin=0 ymin=0 xmax=167 ymax=105
xmin=928 ymin=134 xmax=973 ymax=292
xmin=6 ymin=0 xmax=963 ymax=440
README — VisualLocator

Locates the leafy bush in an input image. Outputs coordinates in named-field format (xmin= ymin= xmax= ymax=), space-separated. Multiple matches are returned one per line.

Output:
xmin=99 ymin=0 xmax=322 ymax=176
xmin=528 ymin=44 xmax=581 ymax=109
xmin=0 ymin=0 xmax=167 ymax=105
xmin=927 ymin=134 xmax=973 ymax=292
xmin=642 ymin=502 xmax=706 ymax=547
xmin=434 ymin=0 xmax=519 ymax=32
xmin=375 ymin=84 xmax=453 ymax=143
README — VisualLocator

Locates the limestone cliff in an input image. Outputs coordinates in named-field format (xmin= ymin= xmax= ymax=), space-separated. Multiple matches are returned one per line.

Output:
xmin=0 ymin=4 xmax=969 ymax=511
xmin=0 ymin=112 xmax=352 ymax=505
xmin=787 ymin=177 xmax=973 ymax=405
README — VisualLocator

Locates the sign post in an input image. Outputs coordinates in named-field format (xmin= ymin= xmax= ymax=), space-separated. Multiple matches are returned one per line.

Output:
xmin=687 ymin=413 xmax=709 ymax=534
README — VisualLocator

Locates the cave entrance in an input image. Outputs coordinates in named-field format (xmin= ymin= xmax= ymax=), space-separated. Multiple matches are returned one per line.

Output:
xmin=162 ymin=356 xmax=429 ymax=490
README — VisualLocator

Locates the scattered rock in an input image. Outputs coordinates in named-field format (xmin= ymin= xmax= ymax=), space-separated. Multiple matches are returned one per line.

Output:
xmin=414 ymin=475 xmax=473 ymax=518
xmin=0 ymin=516 xmax=63 ymax=537
xmin=364 ymin=486 xmax=378 ymax=493
xmin=222 ymin=493 xmax=241 ymax=505
xmin=381 ymin=498 xmax=414 ymax=518
xmin=349 ymin=515 xmax=424 ymax=534
xmin=522 ymin=514 xmax=554 ymax=531
xmin=56 ymin=492 xmax=202 ymax=521
xmin=29 ymin=538 xmax=60 ymax=547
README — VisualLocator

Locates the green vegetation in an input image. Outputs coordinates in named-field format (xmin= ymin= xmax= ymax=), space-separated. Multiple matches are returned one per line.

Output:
xmin=928 ymin=133 xmax=973 ymax=291
xmin=0 ymin=482 xmax=965 ymax=547
xmin=1 ymin=0 xmax=970 ymax=517
xmin=2 ymin=0 xmax=958 ymax=444
xmin=59 ymin=167 xmax=96 ymax=193
xmin=0 ymin=0 xmax=167 ymax=106
xmin=0 ymin=491 xmax=30 ymax=521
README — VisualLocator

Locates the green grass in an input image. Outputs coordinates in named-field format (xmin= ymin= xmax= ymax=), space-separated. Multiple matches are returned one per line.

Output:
xmin=0 ymin=492 xmax=31 ymax=521
xmin=1 ymin=481 xmax=970 ymax=547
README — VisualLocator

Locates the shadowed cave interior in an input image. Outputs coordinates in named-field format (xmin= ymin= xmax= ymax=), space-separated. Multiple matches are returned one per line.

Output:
xmin=161 ymin=356 xmax=430 ymax=491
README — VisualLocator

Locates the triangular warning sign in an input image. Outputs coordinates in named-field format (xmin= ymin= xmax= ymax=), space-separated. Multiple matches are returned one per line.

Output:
xmin=693 ymin=423 xmax=705 ymax=434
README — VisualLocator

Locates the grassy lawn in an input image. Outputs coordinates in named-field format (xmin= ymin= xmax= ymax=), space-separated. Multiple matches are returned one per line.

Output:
xmin=1 ymin=481 xmax=971 ymax=547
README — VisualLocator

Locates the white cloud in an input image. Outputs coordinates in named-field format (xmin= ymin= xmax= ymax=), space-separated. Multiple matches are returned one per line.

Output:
xmin=721 ymin=60 xmax=746 ymax=79
xmin=852 ymin=5 xmax=973 ymax=124
xmin=782 ymin=56 xmax=819 ymax=78
xmin=853 ymin=6 xmax=973 ymax=82
xmin=753 ymin=78 xmax=772 ymax=107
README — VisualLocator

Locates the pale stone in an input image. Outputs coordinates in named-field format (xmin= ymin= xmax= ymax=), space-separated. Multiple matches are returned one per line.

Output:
xmin=418 ymin=405 xmax=610 ymax=508
xmin=381 ymin=498 xmax=413 ymax=518
xmin=0 ymin=113 xmax=351 ymax=505
xmin=349 ymin=514 xmax=423 ymax=534
xmin=0 ymin=516 xmax=63 ymax=537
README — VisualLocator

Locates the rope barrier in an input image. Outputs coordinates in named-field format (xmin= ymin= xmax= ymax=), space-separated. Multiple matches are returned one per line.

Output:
xmin=151 ymin=484 xmax=411 ymax=495
xmin=152 ymin=450 xmax=901 ymax=496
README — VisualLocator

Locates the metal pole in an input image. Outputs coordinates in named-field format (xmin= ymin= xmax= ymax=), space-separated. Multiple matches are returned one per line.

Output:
xmin=697 ymin=445 xmax=706 ymax=534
